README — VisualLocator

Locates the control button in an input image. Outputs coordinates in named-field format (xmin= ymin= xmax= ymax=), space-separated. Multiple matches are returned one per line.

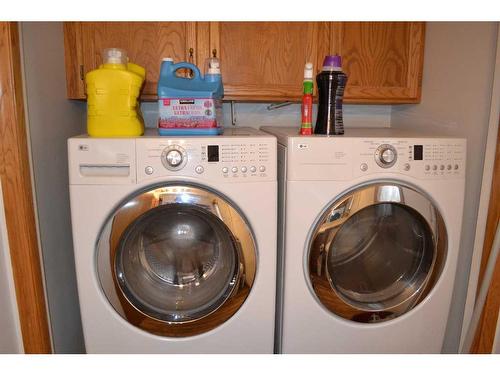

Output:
xmin=145 ymin=166 xmax=154 ymax=175
xmin=447 ymin=164 xmax=452 ymax=170
xmin=231 ymin=167 xmax=238 ymax=173
xmin=425 ymin=165 xmax=430 ymax=171
xmin=195 ymin=165 xmax=204 ymax=174
xmin=250 ymin=166 xmax=257 ymax=173
xmin=259 ymin=165 xmax=266 ymax=172
xmin=433 ymin=165 xmax=438 ymax=171
xmin=440 ymin=165 xmax=445 ymax=171
xmin=403 ymin=163 xmax=410 ymax=171
xmin=222 ymin=167 xmax=229 ymax=174
xmin=360 ymin=163 xmax=368 ymax=172
xmin=241 ymin=166 xmax=247 ymax=173
xmin=454 ymin=164 xmax=459 ymax=170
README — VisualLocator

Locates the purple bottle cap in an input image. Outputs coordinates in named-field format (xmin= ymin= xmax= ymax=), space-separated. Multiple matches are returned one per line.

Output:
xmin=322 ymin=55 xmax=342 ymax=69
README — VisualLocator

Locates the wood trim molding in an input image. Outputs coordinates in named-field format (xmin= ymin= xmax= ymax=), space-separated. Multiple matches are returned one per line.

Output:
xmin=0 ymin=22 xmax=52 ymax=353
xmin=208 ymin=22 xmax=220 ymax=62
xmin=329 ymin=22 xmax=343 ymax=55
xmin=471 ymin=125 xmax=500 ymax=353
xmin=195 ymin=22 xmax=210 ymax=67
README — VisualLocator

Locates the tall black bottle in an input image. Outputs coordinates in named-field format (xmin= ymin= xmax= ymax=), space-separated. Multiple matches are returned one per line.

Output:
xmin=314 ymin=55 xmax=348 ymax=135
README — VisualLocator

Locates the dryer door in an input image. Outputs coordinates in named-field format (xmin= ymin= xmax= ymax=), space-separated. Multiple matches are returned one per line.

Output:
xmin=96 ymin=184 xmax=256 ymax=337
xmin=308 ymin=182 xmax=447 ymax=323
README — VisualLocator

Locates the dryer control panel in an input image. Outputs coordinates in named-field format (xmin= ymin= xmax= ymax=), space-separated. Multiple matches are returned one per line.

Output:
xmin=353 ymin=138 xmax=466 ymax=180
xmin=287 ymin=136 xmax=466 ymax=181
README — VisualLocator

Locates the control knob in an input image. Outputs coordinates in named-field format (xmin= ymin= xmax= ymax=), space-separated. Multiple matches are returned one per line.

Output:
xmin=375 ymin=144 xmax=397 ymax=168
xmin=166 ymin=150 xmax=182 ymax=166
xmin=161 ymin=145 xmax=187 ymax=171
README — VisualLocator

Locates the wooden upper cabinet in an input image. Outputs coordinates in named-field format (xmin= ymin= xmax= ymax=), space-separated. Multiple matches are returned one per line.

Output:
xmin=64 ymin=22 xmax=199 ymax=99
xmin=330 ymin=22 xmax=425 ymax=103
xmin=63 ymin=22 xmax=425 ymax=103
xmin=208 ymin=22 xmax=330 ymax=101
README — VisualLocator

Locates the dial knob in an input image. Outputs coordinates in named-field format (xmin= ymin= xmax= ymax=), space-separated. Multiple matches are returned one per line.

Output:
xmin=161 ymin=145 xmax=187 ymax=171
xmin=381 ymin=148 xmax=395 ymax=164
xmin=375 ymin=144 xmax=397 ymax=168
xmin=166 ymin=150 xmax=183 ymax=166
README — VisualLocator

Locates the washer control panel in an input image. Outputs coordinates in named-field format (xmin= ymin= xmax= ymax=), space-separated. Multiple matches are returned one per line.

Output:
xmin=136 ymin=136 xmax=276 ymax=182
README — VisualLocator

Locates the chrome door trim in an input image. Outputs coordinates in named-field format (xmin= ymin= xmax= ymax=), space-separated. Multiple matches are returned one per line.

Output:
xmin=96 ymin=183 xmax=257 ymax=337
xmin=307 ymin=181 xmax=447 ymax=323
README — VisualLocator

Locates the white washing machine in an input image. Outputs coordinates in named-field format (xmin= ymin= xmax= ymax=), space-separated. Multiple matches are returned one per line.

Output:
xmin=68 ymin=128 xmax=277 ymax=353
xmin=261 ymin=126 xmax=466 ymax=354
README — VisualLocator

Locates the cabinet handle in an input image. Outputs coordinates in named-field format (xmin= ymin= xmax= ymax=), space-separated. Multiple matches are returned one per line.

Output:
xmin=212 ymin=48 xmax=217 ymax=58
xmin=188 ymin=48 xmax=194 ymax=78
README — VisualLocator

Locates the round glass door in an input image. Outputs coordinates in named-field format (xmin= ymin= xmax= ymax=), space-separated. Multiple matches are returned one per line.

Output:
xmin=308 ymin=183 xmax=447 ymax=323
xmin=115 ymin=203 xmax=240 ymax=323
xmin=97 ymin=185 xmax=257 ymax=337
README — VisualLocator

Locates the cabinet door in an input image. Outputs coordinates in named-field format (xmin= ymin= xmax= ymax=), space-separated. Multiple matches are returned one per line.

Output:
xmin=209 ymin=22 xmax=330 ymax=101
xmin=64 ymin=22 xmax=85 ymax=99
xmin=330 ymin=22 xmax=425 ymax=103
xmin=64 ymin=22 xmax=198 ymax=99
xmin=64 ymin=22 xmax=425 ymax=103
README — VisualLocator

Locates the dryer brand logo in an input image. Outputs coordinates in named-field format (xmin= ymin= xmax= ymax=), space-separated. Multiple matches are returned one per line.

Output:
xmin=78 ymin=144 xmax=89 ymax=151
xmin=297 ymin=143 xmax=309 ymax=150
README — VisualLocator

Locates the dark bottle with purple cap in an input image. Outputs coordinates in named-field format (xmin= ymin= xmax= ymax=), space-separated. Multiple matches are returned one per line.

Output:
xmin=314 ymin=55 xmax=348 ymax=135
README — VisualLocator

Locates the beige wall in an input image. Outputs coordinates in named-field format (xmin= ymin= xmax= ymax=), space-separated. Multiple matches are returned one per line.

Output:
xmin=20 ymin=22 xmax=86 ymax=353
xmin=0 ymin=182 xmax=24 ymax=353
xmin=391 ymin=22 xmax=499 ymax=352
xmin=141 ymin=102 xmax=392 ymax=129
xmin=494 ymin=310 xmax=500 ymax=353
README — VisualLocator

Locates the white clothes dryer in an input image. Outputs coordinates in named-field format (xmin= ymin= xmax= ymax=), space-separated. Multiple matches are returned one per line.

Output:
xmin=261 ymin=126 xmax=466 ymax=354
xmin=68 ymin=128 xmax=277 ymax=353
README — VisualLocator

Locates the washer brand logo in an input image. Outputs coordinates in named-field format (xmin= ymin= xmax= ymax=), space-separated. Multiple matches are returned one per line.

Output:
xmin=298 ymin=143 xmax=309 ymax=150
xmin=78 ymin=144 xmax=89 ymax=151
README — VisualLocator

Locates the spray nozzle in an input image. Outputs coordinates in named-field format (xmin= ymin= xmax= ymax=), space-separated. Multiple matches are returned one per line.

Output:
xmin=205 ymin=57 xmax=221 ymax=75
xmin=304 ymin=62 xmax=314 ymax=80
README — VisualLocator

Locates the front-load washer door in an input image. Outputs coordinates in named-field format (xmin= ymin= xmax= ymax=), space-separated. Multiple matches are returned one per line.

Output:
xmin=308 ymin=182 xmax=447 ymax=323
xmin=96 ymin=184 xmax=256 ymax=337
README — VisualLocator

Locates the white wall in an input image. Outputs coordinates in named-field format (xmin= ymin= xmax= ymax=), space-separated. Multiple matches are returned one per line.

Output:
xmin=20 ymin=22 xmax=86 ymax=353
xmin=391 ymin=22 xmax=499 ymax=353
xmin=0 ymin=181 xmax=24 ymax=353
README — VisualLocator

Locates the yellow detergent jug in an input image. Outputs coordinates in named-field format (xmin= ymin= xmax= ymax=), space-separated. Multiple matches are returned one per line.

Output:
xmin=85 ymin=48 xmax=146 ymax=137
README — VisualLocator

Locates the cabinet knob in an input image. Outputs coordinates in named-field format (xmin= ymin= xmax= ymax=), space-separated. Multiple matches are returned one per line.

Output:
xmin=212 ymin=48 xmax=217 ymax=58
